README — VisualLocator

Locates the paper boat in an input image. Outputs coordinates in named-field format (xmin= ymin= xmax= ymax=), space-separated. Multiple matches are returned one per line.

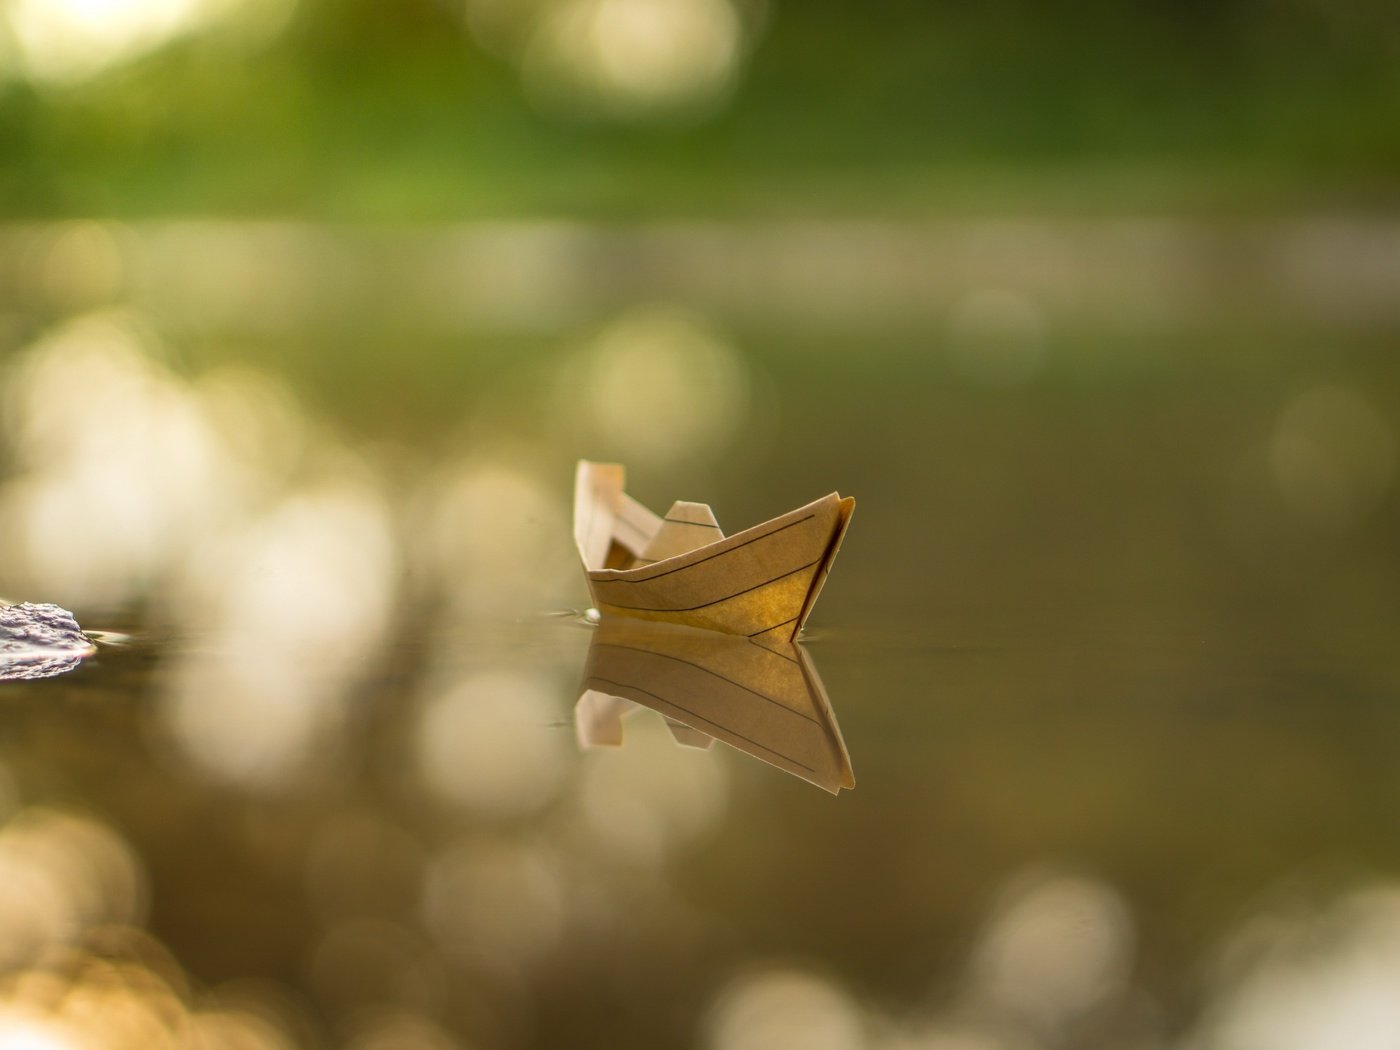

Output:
xmin=574 ymin=461 xmax=854 ymax=643
xmin=576 ymin=617 xmax=855 ymax=793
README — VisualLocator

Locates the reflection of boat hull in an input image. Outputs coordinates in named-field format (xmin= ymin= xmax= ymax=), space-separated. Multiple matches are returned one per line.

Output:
xmin=575 ymin=462 xmax=854 ymax=642
xmin=576 ymin=618 xmax=855 ymax=794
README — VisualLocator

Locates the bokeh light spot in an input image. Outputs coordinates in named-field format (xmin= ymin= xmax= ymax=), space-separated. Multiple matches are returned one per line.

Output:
xmin=416 ymin=669 xmax=572 ymax=819
xmin=579 ymin=305 xmax=750 ymax=468
xmin=1193 ymin=888 xmax=1400 ymax=1050
xmin=38 ymin=222 xmax=129 ymax=310
xmin=341 ymin=1011 xmax=463 ymax=1050
xmin=524 ymin=0 xmax=743 ymax=120
xmin=577 ymin=711 xmax=727 ymax=867
xmin=4 ymin=0 xmax=295 ymax=84
xmin=0 ymin=313 xmax=232 ymax=607
xmin=421 ymin=837 xmax=567 ymax=975
xmin=308 ymin=919 xmax=446 ymax=1019
xmin=704 ymin=968 xmax=866 ymax=1050
xmin=1269 ymin=386 xmax=1395 ymax=533
xmin=0 ymin=808 xmax=147 ymax=972
xmin=159 ymin=485 xmax=397 ymax=790
xmin=413 ymin=459 xmax=572 ymax=618
xmin=969 ymin=870 xmax=1134 ymax=1035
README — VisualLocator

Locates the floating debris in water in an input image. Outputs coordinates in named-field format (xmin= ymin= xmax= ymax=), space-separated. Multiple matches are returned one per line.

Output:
xmin=0 ymin=602 xmax=97 ymax=682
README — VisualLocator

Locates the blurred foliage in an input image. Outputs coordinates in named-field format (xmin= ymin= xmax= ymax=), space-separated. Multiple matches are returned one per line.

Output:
xmin=1 ymin=0 xmax=1398 ymax=219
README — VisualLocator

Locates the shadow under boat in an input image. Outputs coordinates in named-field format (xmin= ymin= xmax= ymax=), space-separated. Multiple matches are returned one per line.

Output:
xmin=575 ymin=617 xmax=855 ymax=794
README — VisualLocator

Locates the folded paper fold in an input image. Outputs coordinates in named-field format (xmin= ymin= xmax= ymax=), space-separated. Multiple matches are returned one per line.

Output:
xmin=574 ymin=461 xmax=854 ymax=642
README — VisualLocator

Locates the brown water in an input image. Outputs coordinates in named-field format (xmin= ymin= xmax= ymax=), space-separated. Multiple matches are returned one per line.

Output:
xmin=1 ymin=221 xmax=1399 ymax=1050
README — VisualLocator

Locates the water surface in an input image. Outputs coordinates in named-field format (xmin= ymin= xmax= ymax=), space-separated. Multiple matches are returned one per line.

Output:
xmin=0 ymin=225 xmax=1397 ymax=1049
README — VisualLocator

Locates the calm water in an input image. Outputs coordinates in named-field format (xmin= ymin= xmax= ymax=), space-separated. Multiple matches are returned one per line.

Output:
xmin=1 ymin=221 xmax=1399 ymax=1049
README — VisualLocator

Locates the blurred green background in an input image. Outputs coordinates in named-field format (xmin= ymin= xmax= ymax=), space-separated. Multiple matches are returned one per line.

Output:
xmin=3 ymin=0 xmax=1400 ymax=219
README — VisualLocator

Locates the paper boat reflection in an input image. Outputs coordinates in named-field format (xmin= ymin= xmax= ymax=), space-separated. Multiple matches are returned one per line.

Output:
xmin=574 ymin=461 xmax=854 ymax=643
xmin=576 ymin=618 xmax=855 ymax=794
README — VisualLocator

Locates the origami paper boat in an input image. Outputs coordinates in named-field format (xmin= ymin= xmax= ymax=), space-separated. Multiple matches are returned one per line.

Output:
xmin=576 ymin=617 xmax=855 ymax=793
xmin=574 ymin=461 xmax=854 ymax=643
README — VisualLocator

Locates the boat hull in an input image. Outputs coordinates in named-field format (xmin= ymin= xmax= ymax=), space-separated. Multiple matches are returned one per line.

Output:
xmin=585 ymin=492 xmax=854 ymax=642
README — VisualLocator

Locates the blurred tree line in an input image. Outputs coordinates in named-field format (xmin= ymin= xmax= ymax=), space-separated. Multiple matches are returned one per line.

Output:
xmin=1 ymin=0 xmax=1397 ymax=218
